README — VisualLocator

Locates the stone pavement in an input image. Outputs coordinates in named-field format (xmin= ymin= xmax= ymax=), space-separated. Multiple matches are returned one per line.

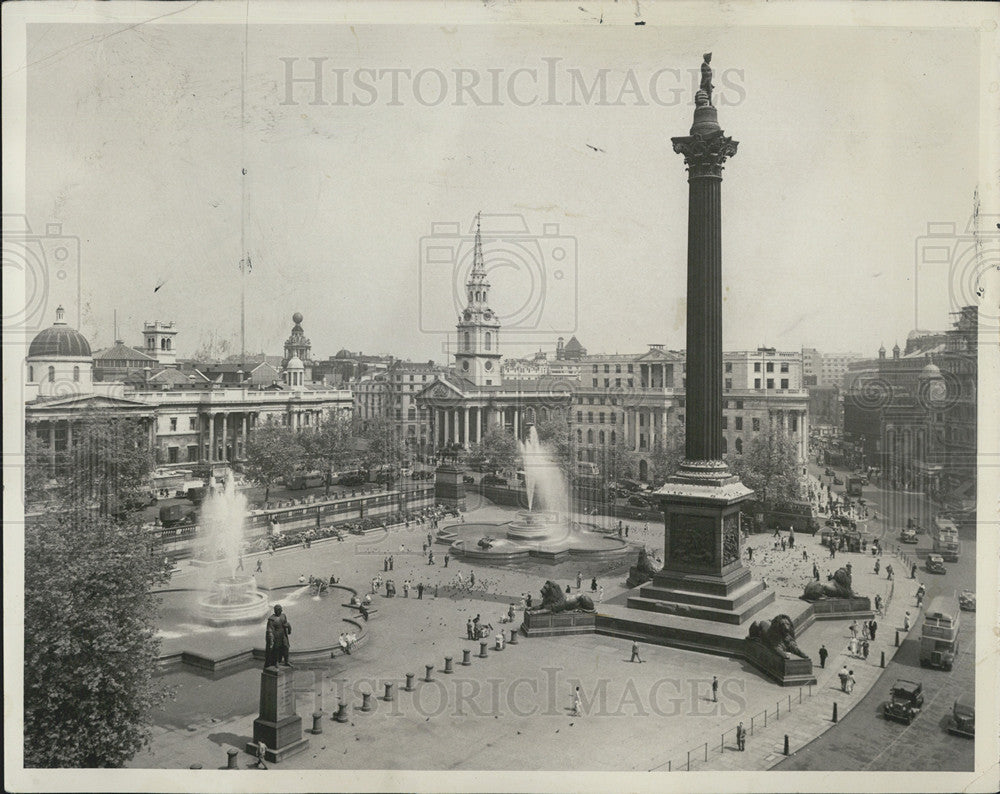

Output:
xmin=131 ymin=504 xmax=916 ymax=772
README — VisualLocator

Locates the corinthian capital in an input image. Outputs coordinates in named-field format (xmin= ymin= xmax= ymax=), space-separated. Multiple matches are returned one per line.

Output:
xmin=671 ymin=131 xmax=739 ymax=178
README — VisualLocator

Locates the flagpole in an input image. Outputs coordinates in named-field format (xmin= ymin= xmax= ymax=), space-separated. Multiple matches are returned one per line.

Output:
xmin=239 ymin=1 xmax=249 ymax=376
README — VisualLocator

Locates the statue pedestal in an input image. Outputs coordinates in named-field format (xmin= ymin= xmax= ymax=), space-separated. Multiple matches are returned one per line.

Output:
xmin=743 ymin=641 xmax=816 ymax=687
xmin=521 ymin=610 xmax=596 ymax=637
xmin=245 ymin=666 xmax=308 ymax=763
xmin=434 ymin=464 xmax=466 ymax=511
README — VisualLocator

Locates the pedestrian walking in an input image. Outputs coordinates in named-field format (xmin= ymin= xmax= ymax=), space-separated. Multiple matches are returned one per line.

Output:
xmin=849 ymin=620 xmax=858 ymax=639
xmin=237 ymin=555 xmax=245 ymax=572
xmin=428 ymin=550 xmax=435 ymax=565
xmin=803 ymin=548 xmax=808 ymax=562
xmin=255 ymin=740 xmax=268 ymax=770
xmin=417 ymin=582 xmax=424 ymax=600
xmin=903 ymin=611 xmax=910 ymax=631
xmin=813 ymin=562 xmax=820 ymax=581
xmin=870 ymin=619 xmax=878 ymax=641
xmin=712 ymin=676 xmax=719 ymax=702
xmin=383 ymin=557 xmax=389 ymax=572
xmin=444 ymin=554 xmax=449 ymax=567
xmin=862 ymin=639 xmax=870 ymax=660
xmin=818 ymin=644 xmax=828 ymax=668
xmin=590 ymin=577 xmax=598 ymax=593
xmin=848 ymin=636 xmax=858 ymax=657
xmin=403 ymin=580 xmax=410 ymax=598
xmin=389 ymin=555 xmax=394 ymax=571
xmin=847 ymin=670 xmax=856 ymax=694
xmin=470 ymin=571 xmax=476 ymax=587
xmin=576 ymin=571 xmax=583 ymax=590
xmin=874 ymin=559 xmax=880 ymax=575
xmin=789 ymin=529 xmax=795 ymax=549
xmin=910 ymin=562 xmax=917 ymax=579
xmin=571 ymin=686 xmax=582 ymax=717
xmin=862 ymin=621 xmax=870 ymax=640
xmin=736 ymin=722 xmax=746 ymax=751
xmin=467 ymin=619 xmax=474 ymax=640
xmin=838 ymin=665 xmax=849 ymax=692
xmin=886 ymin=564 xmax=894 ymax=581
xmin=624 ymin=525 xmax=629 ymax=538
xmin=630 ymin=640 xmax=643 ymax=663
xmin=748 ymin=547 xmax=754 ymax=562
xmin=255 ymin=559 xmax=263 ymax=573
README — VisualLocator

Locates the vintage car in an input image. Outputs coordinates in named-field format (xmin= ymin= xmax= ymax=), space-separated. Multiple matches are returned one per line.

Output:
xmin=925 ymin=554 xmax=947 ymax=574
xmin=947 ymin=693 xmax=975 ymax=737
xmin=958 ymin=590 xmax=976 ymax=611
xmin=824 ymin=467 xmax=835 ymax=476
xmin=883 ymin=679 xmax=924 ymax=725
xmin=832 ymin=476 xmax=844 ymax=486
xmin=899 ymin=528 xmax=919 ymax=544
xmin=482 ymin=473 xmax=508 ymax=486
xmin=462 ymin=475 xmax=475 ymax=484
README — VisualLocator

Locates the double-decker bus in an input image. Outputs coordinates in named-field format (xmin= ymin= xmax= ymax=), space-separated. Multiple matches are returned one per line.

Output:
xmin=920 ymin=596 xmax=960 ymax=670
xmin=931 ymin=516 xmax=961 ymax=562
xmin=749 ymin=499 xmax=820 ymax=534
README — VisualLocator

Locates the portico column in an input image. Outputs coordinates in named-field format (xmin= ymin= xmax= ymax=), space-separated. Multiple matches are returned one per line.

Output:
xmin=513 ymin=409 xmax=520 ymax=440
xmin=207 ymin=412 xmax=215 ymax=462
xmin=221 ymin=412 xmax=229 ymax=461
xmin=241 ymin=414 xmax=247 ymax=458
xmin=463 ymin=407 xmax=470 ymax=449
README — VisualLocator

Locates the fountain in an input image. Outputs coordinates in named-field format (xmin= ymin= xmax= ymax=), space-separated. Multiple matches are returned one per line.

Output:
xmin=443 ymin=425 xmax=629 ymax=564
xmin=195 ymin=472 xmax=270 ymax=625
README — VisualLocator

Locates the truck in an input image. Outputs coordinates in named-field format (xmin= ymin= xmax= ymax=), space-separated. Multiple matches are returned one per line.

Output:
xmin=931 ymin=516 xmax=961 ymax=562
xmin=919 ymin=596 xmax=960 ymax=671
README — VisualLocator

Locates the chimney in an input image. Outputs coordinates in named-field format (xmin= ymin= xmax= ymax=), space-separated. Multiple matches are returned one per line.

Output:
xmin=143 ymin=366 xmax=151 ymax=386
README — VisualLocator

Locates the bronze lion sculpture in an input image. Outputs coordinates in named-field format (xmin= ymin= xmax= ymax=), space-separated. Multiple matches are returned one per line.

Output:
xmin=802 ymin=566 xmax=855 ymax=601
xmin=528 ymin=580 xmax=595 ymax=613
xmin=746 ymin=614 xmax=809 ymax=659
xmin=626 ymin=547 xmax=661 ymax=588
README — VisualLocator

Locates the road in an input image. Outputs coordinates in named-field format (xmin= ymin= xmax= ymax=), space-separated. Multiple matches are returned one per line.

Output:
xmin=776 ymin=460 xmax=976 ymax=771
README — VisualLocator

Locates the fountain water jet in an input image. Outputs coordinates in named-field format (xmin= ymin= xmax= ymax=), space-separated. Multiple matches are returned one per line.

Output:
xmin=195 ymin=472 xmax=270 ymax=625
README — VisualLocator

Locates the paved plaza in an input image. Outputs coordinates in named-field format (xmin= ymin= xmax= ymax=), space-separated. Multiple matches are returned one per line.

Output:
xmin=132 ymin=504 xmax=917 ymax=772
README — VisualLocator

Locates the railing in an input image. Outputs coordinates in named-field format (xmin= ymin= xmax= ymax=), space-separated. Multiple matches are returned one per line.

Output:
xmin=650 ymin=684 xmax=815 ymax=771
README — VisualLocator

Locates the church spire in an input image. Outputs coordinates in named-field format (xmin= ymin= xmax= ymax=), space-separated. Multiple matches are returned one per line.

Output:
xmin=472 ymin=211 xmax=485 ymax=277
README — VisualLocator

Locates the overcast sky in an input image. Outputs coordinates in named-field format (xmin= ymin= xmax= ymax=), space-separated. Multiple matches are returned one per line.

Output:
xmin=22 ymin=9 xmax=986 ymax=364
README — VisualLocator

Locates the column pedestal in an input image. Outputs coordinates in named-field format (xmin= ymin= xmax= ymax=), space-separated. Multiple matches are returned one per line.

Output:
xmin=246 ymin=666 xmax=309 ymax=763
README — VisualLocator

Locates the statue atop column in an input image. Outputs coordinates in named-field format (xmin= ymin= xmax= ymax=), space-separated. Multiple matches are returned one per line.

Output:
xmin=699 ymin=52 xmax=714 ymax=106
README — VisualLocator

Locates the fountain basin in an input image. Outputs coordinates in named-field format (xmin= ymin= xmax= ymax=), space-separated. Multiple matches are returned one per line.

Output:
xmin=505 ymin=510 xmax=572 ymax=542
xmin=442 ymin=520 xmax=630 ymax=565
xmin=196 ymin=575 xmax=271 ymax=626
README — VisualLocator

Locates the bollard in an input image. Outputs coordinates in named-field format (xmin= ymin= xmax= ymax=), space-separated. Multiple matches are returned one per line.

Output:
xmin=687 ymin=750 xmax=691 ymax=771
xmin=444 ymin=656 xmax=454 ymax=674
xmin=509 ymin=629 xmax=518 ymax=645
xmin=784 ymin=735 xmax=790 ymax=756
xmin=425 ymin=664 xmax=434 ymax=682
xmin=335 ymin=700 xmax=348 ymax=723
xmin=461 ymin=649 xmax=472 ymax=666
xmin=312 ymin=711 xmax=324 ymax=734
xmin=721 ymin=733 xmax=725 ymax=753
xmin=799 ymin=687 xmax=803 ymax=705
xmin=895 ymin=630 xmax=900 ymax=647
xmin=479 ymin=641 xmax=489 ymax=658
xmin=668 ymin=760 xmax=671 ymax=771
xmin=832 ymin=702 xmax=838 ymax=723
xmin=704 ymin=742 xmax=708 ymax=762
xmin=405 ymin=673 xmax=415 ymax=691
xmin=788 ymin=694 xmax=792 ymax=711
xmin=776 ymin=701 xmax=780 ymax=720
xmin=384 ymin=682 xmax=394 ymax=702
xmin=361 ymin=691 xmax=372 ymax=712
xmin=226 ymin=748 xmax=239 ymax=769
xmin=750 ymin=716 xmax=754 ymax=735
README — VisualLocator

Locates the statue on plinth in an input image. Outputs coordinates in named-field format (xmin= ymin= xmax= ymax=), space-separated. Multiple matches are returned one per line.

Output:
xmin=699 ymin=52 xmax=714 ymax=105
xmin=802 ymin=566 xmax=855 ymax=601
xmin=527 ymin=580 xmax=595 ymax=614
xmin=746 ymin=614 xmax=809 ymax=660
xmin=264 ymin=604 xmax=292 ymax=667
xmin=626 ymin=547 xmax=661 ymax=588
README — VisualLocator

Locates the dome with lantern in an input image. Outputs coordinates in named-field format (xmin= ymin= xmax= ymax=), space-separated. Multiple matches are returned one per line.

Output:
xmin=26 ymin=306 xmax=94 ymax=396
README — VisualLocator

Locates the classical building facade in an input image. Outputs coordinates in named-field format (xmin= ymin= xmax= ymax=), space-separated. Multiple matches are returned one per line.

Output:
xmin=24 ymin=309 xmax=352 ymax=469
xmin=354 ymin=359 xmax=446 ymax=456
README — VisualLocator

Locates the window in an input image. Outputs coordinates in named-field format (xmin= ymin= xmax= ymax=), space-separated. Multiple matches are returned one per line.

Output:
xmin=722 ymin=437 xmax=728 ymax=454
xmin=615 ymin=378 xmax=621 ymax=387
xmin=754 ymin=379 xmax=761 ymax=389
xmin=735 ymin=416 xmax=743 ymax=430
xmin=73 ymin=366 xmax=80 ymax=382
xmin=48 ymin=366 xmax=55 ymax=383
xmin=639 ymin=414 xmax=645 ymax=427
xmin=627 ymin=364 xmax=634 ymax=373
xmin=678 ymin=414 xmax=684 ymax=423
xmin=610 ymin=413 xmax=616 ymax=424
xmin=780 ymin=362 xmax=789 ymax=373
xmin=587 ymin=429 xmax=594 ymax=444
xmin=610 ymin=431 xmax=616 ymax=444
xmin=791 ymin=415 xmax=798 ymax=432
xmin=577 ymin=429 xmax=583 ymax=442
xmin=189 ymin=417 xmax=197 ymax=430
xmin=168 ymin=447 xmax=179 ymax=463
xmin=735 ymin=437 xmax=743 ymax=454
xmin=722 ymin=416 xmax=728 ymax=429
xmin=767 ymin=379 xmax=774 ymax=389
xmin=780 ymin=378 xmax=789 ymax=389
xmin=736 ymin=400 xmax=744 ymax=409
xmin=604 ymin=364 xmax=610 ymax=373
xmin=169 ymin=418 xmax=178 ymax=431
xmin=576 ymin=411 xmax=583 ymax=423
xmin=587 ymin=412 xmax=594 ymax=423
xmin=725 ymin=378 xmax=732 ymax=390
xmin=599 ymin=431 xmax=605 ymax=444
xmin=752 ymin=418 xmax=760 ymax=431
xmin=766 ymin=362 xmax=774 ymax=373
xmin=485 ymin=332 xmax=492 ymax=350
xmin=725 ymin=362 xmax=732 ymax=373
xmin=599 ymin=412 xmax=605 ymax=424
xmin=592 ymin=365 xmax=598 ymax=373
xmin=627 ymin=378 xmax=634 ymax=387
xmin=588 ymin=398 xmax=595 ymax=405
xmin=603 ymin=378 xmax=610 ymax=387
xmin=592 ymin=378 xmax=598 ymax=387
xmin=615 ymin=364 xmax=621 ymax=373
xmin=28 ymin=366 xmax=33 ymax=381
xmin=754 ymin=362 xmax=761 ymax=372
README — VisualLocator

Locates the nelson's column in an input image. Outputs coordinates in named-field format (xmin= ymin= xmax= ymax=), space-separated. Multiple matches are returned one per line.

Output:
xmin=605 ymin=55 xmax=815 ymax=686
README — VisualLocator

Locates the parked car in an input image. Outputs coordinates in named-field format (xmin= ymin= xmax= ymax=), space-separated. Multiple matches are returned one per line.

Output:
xmin=947 ymin=693 xmax=975 ymax=737
xmin=832 ymin=476 xmax=844 ymax=485
xmin=482 ymin=474 xmax=508 ymax=486
xmin=899 ymin=529 xmax=919 ymax=544
xmin=627 ymin=494 xmax=654 ymax=509
xmin=824 ymin=467 xmax=835 ymax=476
xmin=925 ymin=554 xmax=946 ymax=574
xmin=462 ymin=475 xmax=475 ymax=484
xmin=958 ymin=590 xmax=976 ymax=611
xmin=400 ymin=466 xmax=413 ymax=478
xmin=883 ymin=679 xmax=924 ymax=725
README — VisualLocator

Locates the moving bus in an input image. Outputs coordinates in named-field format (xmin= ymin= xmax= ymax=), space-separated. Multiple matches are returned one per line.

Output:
xmin=846 ymin=477 xmax=864 ymax=497
xmin=287 ymin=471 xmax=326 ymax=490
xmin=931 ymin=517 xmax=961 ymax=562
xmin=920 ymin=596 xmax=960 ymax=671
xmin=752 ymin=500 xmax=820 ymax=534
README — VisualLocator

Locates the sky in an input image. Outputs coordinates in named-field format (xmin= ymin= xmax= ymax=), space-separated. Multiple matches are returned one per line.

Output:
xmin=19 ymin=8 xmax=987 ymax=365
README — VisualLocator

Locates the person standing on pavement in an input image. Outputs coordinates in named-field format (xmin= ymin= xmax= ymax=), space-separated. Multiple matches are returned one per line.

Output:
xmin=576 ymin=571 xmax=583 ymax=590
xmin=467 ymin=619 xmax=474 ymax=640
xmin=591 ymin=577 xmax=598 ymax=593
xmin=818 ymin=644 xmax=828 ymax=668
xmin=712 ymin=676 xmax=719 ymax=702
xmin=571 ymin=686 xmax=582 ymax=717
xmin=847 ymin=670 xmax=856 ymax=694
xmin=630 ymin=640 xmax=643 ymax=663
xmin=736 ymin=722 xmax=746 ymax=751
xmin=417 ymin=582 xmax=424 ymax=599
xmin=838 ymin=665 xmax=849 ymax=692
xmin=870 ymin=618 xmax=878 ymax=640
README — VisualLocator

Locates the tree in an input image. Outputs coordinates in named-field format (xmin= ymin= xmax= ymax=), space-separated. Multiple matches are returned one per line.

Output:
xmin=472 ymin=427 xmax=519 ymax=473
xmin=23 ymin=414 xmax=168 ymax=767
xmin=728 ymin=425 xmax=800 ymax=511
xmin=648 ymin=422 xmax=685 ymax=485
xmin=302 ymin=412 xmax=355 ymax=496
xmin=603 ymin=436 xmax=637 ymax=482
xmin=244 ymin=420 xmax=304 ymax=501
xmin=356 ymin=414 xmax=404 ymax=473
xmin=532 ymin=415 xmax=575 ymax=479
